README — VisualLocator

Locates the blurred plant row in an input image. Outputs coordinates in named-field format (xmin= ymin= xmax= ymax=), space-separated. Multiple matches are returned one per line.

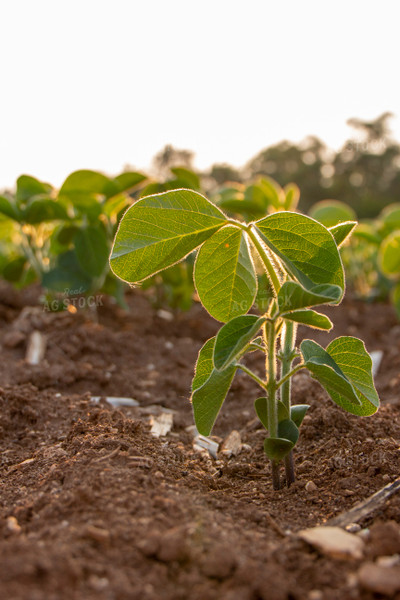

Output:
xmin=0 ymin=165 xmax=399 ymax=319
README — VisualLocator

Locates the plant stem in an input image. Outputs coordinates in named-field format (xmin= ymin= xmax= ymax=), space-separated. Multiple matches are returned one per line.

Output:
xmin=280 ymin=320 xmax=297 ymax=486
xmin=265 ymin=319 xmax=280 ymax=489
xmin=276 ymin=364 xmax=305 ymax=389
xmin=246 ymin=226 xmax=281 ymax=295
xmin=236 ymin=364 xmax=267 ymax=390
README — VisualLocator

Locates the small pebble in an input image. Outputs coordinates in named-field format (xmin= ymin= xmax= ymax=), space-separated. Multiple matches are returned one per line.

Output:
xmin=377 ymin=555 xmax=400 ymax=568
xmin=221 ymin=430 xmax=242 ymax=457
xmin=358 ymin=562 xmax=400 ymax=596
xmin=156 ymin=309 xmax=174 ymax=321
xmin=6 ymin=516 xmax=21 ymax=534
xmin=345 ymin=523 xmax=361 ymax=534
xmin=308 ymin=591 xmax=323 ymax=600
xmin=305 ymin=481 xmax=317 ymax=492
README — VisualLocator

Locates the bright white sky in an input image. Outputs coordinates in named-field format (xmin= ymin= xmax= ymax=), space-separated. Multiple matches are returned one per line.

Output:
xmin=1 ymin=0 xmax=399 ymax=190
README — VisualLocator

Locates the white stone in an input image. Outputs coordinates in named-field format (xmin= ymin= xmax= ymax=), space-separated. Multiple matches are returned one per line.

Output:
xmin=298 ymin=526 xmax=365 ymax=560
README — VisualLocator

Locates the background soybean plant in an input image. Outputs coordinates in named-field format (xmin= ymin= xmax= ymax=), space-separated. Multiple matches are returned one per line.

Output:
xmin=0 ymin=170 xmax=148 ymax=307
xmin=110 ymin=189 xmax=380 ymax=490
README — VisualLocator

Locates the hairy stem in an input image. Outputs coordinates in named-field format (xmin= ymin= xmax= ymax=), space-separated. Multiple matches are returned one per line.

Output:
xmin=246 ymin=226 xmax=281 ymax=295
xmin=265 ymin=319 xmax=280 ymax=489
xmin=280 ymin=320 xmax=297 ymax=486
xmin=237 ymin=364 xmax=267 ymax=390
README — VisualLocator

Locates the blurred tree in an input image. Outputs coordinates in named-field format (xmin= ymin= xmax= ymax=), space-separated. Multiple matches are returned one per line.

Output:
xmin=208 ymin=163 xmax=242 ymax=186
xmin=152 ymin=144 xmax=194 ymax=179
xmin=331 ymin=113 xmax=400 ymax=217
xmin=245 ymin=114 xmax=400 ymax=218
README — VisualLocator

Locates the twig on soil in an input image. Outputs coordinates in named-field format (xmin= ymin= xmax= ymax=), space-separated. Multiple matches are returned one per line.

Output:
xmin=325 ymin=476 xmax=400 ymax=527
xmin=93 ymin=446 xmax=121 ymax=463
xmin=7 ymin=457 xmax=36 ymax=474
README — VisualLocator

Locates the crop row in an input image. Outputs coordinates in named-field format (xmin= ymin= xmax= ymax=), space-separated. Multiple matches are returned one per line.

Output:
xmin=0 ymin=168 xmax=399 ymax=318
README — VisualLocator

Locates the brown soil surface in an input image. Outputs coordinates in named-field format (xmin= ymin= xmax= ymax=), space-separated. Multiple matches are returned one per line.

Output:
xmin=0 ymin=282 xmax=399 ymax=600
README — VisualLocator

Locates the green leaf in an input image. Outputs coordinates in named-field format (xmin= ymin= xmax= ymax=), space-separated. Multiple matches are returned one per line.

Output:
xmin=278 ymin=419 xmax=299 ymax=445
xmin=353 ymin=223 xmax=381 ymax=245
xmin=191 ymin=337 xmax=236 ymax=436
xmin=309 ymin=200 xmax=356 ymax=227
xmin=282 ymin=309 xmax=333 ymax=330
xmin=391 ymin=282 xmax=400 ymax=320
xmin=378 ymin=231 xmax=400 ymax=277
xmin=75 ymin=226 xmax=109 ymax=277
xmin=23 ymin=197 xmax=69 ymax=224
xmin=328 ymin=221 xmax=357 ymax=247
xmin=42 ymin=250 xmax=91 ymax=292
xmin=112 ymin=171 xmax=148 ymax=194
xmin=59 ymin=170 xmax=111 ymax=196
xmin=170 ymin=167 xmax=200 ymax=190
xmin=254 ymin=397 xmax=289 ymax=431
xmin=254 ymin=212 xmax=345 ymax=293
xmin=258 ymin=177 xmax=283 ymax=210
xmin=64 ymin=192 xmax=103 ymax=220
xmin=2 ymin=256 xmax=27 ymax=282
xmin=213 ymin=315 xmax=265 ymax=370
xmin=264 ymin=437 xmax=294 ymax=462
xmin=380 ymin=203 xmax=400 ymax=233
xmin=301 ymin=337 xmax=379 ymax=416
xmin=0 ymin=195 xmax=21 ymax=221
xmin=111 ymin=189 xmax=227 ymax=283
xmin=194 ymin=225 xmax=257 ymax=321
xmin=16 ymin=175 xmax=52 ymax=203
xmin=254 ymin=397 xmax=269 ymax=429
xmin=278 ymin=281 xmax=342 ymax=313
xmin=283 ymin=183 xmax=300 ymax=211
xmin=290 ymin=404 xmax=309 ymax=427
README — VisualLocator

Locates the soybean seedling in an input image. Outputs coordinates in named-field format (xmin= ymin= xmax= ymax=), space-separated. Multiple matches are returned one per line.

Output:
xmin=110 ymin=189 xmax=380 ymax=489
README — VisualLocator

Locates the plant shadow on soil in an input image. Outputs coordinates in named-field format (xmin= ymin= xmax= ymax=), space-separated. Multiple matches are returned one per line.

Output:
xmin=0 ymin=282 xmax=399 ymax=600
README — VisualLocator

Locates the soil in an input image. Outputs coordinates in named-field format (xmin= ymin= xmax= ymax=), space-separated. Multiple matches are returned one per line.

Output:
xmin=0 ymin=281 xmax=399 ymax=600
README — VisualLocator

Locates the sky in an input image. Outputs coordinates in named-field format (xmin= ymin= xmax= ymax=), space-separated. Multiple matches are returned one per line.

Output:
xmin=1 ymin=0 xmax=399 ymax=190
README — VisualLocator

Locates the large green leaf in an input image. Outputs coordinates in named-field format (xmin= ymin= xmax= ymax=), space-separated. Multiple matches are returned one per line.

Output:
xmin=194 ymin=226 xmax=257 ymax=321
xmin=75 ymin=226 xmax=109 ymax=277
xmin=191 ymin=337 xmax=236 ymax=436
xmin=282 ymin=309 xmax=333 ymax=330
xmin=278 ymin=281 xmax=341 ymax=313
xmin=378 ymin=231 xmax=400 ymax=277
xmin=254 ymin=212 xmax=344 ymax=293
xmin=110 ymin=189 xmax=227 ymax=283
xmin=213 ymin=315 xmax=265 ymax=370
xmin=301 ymin=337 xmax=379 ymax=416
